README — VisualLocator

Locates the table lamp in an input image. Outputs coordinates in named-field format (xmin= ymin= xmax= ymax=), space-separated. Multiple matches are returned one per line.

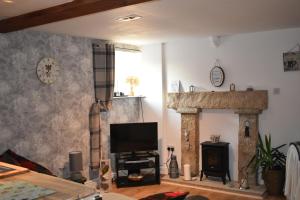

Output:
xmin=126 ymin=76 xmax=139 ymax=96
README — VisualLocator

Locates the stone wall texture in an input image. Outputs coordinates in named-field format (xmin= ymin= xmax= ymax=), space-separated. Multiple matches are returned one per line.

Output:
xmin=0 ymin=31 xmax=140 ymax=178
xmin=237 ymin=113 xmax=259 ymax=185
xmin=181 ymin=113 xmax=199 ymax=176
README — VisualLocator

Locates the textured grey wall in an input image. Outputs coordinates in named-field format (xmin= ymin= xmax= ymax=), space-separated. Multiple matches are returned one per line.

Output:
xmin=0 ymin=31 xmax=140 ymax=178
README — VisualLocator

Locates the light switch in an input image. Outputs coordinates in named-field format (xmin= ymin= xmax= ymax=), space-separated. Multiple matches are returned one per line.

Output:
xmin=273 ymin=88 xmax=280 ymax=95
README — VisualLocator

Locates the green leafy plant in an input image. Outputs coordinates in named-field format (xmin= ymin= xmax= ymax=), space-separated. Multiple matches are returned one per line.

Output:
xmin=254 ymin=134 xmax=286 ymax=171
xmin=244 ymin=134 xmax=287 ymax=195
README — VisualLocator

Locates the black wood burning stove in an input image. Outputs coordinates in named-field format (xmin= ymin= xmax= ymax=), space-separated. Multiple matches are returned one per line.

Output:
xmin=200 ymin=141 xmax=231 ymax=184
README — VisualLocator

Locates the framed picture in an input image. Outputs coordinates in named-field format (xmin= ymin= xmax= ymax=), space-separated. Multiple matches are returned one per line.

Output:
xmin=283 ymin=51 xmax=300 ymax=72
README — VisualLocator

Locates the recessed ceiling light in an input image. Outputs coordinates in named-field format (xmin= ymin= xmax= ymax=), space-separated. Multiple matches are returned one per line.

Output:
xmin=2 ymin=0 xmax=14 ymax=3
xmin=117 ymin=14 xmax=142 ymax=22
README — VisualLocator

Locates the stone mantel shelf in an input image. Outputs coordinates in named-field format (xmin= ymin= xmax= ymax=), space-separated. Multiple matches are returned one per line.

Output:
xmin=167 ymin=90 xmax=268 ymax=112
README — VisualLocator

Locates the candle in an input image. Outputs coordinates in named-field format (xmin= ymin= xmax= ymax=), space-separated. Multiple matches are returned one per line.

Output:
xmin=183 ymin=164 xmax=191 ymax=181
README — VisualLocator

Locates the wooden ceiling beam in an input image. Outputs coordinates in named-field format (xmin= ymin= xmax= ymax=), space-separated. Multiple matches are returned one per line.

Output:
xmin=0 ymin=0 xmax=155 ymax=33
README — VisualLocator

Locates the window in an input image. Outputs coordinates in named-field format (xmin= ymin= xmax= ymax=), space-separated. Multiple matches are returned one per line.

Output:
xmin=114 ymin=49 xmax=142 ymax=96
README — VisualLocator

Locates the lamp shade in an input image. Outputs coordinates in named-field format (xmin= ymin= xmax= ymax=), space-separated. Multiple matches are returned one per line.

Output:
xmin=69 ymin=151 xmax=83 ymax=172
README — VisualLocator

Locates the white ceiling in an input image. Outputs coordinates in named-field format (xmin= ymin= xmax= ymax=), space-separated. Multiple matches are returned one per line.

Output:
xmin=1 ymin=0 xmax=300 ymax=45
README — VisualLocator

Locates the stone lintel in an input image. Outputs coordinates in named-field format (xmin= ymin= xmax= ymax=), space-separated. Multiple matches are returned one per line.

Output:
xmin=234 ymin=109 xmax=262 ymax=115
xmin=167 ymin=91 xmax=268 ymax=110
xmin=177 ymin=107 xmax=201 ymax=114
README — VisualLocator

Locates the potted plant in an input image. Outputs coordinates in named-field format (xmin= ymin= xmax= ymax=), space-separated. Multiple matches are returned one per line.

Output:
xmin=253 ymin=134 xmax=286 ymax=195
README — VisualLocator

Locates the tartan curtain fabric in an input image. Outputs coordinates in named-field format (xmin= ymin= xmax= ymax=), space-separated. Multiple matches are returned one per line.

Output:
xmin=89 ymin=43 xmax=115 ymax=173
xmin=92 ymin=43 xmax=115 ymax=111
xmin=89 ymin=103 xmax=101 ymax=170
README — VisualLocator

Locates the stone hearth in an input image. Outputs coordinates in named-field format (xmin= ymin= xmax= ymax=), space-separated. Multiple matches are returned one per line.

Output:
xmin=167 ymin=91 xmax=268 ymax=184
xmin=161 ymin=175 xmax=265 ymax=199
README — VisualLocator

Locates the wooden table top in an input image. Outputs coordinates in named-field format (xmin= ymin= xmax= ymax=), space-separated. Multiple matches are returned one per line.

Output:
xmin=0 ymin=162 xmax=136 ymax=200
xmin=0 ymin=163 xmax=95 ymax=199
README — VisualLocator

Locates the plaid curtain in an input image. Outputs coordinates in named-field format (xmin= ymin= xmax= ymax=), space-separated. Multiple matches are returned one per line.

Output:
xmin=92 ymin=43 xmax=115 ymax=112
xmin=90 ymin=43 xmax=114 ymax=176
xmin=89 ymin=103 xmax=101 ymax=170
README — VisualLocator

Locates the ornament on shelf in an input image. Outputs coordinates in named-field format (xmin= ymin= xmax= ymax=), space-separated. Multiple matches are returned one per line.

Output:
xmin=126 ymin=76 xmax=140 ymax=96
xmin=230 ymin=83 xmax=235 ymax=91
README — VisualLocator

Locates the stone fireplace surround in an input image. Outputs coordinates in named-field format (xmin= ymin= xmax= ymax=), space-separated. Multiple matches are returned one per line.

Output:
xmin=167 ymin=91 xmax=268 ymax=184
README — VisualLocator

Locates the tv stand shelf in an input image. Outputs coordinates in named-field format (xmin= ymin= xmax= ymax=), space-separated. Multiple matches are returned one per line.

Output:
xmin=115 ymin=152 xmax=160 ymax=188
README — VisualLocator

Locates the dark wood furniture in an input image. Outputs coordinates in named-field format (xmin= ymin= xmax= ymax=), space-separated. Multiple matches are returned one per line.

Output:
xmin=115 ymin=152 xmax=160 ymax=188
xmin=200 ymin=142 xmax=231 ymax=184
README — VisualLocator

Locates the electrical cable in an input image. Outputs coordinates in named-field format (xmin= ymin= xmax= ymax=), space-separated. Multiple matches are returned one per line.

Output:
xmin=165 ymin=150 xmax=173 ymax=171
xmin=165 ymin=151 xmax=170 ymax=170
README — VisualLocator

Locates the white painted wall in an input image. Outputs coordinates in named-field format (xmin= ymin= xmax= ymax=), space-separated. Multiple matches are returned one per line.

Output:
xmin=140 ymin=44 xmax=165 ymax=165
xmin=141 ymin=28 xmax=300 ymax=180
xmin=165 ymin=28 xmax=300 ymax=181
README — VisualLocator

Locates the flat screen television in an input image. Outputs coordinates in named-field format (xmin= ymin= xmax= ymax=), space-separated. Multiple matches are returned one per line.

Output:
xmin=110 ymin=122 xmax=158 ymax=153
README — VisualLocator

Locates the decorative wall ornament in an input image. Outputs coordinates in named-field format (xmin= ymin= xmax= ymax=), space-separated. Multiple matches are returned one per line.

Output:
xmin=36 ymin=57 xmax=60 ymax=84
xmin=210 ymin=60 xmax=225 ymax=87
xmin=244 ymin=121 xmax=250 ymax=138
xmin=283 ymin=43 xmax=300 ymax=72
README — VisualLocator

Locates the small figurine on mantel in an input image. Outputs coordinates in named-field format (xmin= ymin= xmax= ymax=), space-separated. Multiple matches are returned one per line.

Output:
xmin=189 ymin=85 xmax=195 ymax=92
xmin=230 ymin=83 xmax=235 ymax=91
xmin=188 ymin=85 xmax=206 ymax=93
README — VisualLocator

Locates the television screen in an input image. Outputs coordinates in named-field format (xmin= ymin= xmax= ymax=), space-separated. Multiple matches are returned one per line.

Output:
xmin=110 ymin=122 xmax=158 ymax=153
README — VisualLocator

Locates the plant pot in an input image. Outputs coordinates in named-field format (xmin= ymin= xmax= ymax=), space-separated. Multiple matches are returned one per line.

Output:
xmin=263 ymin=168 xmax=285 ymax=195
